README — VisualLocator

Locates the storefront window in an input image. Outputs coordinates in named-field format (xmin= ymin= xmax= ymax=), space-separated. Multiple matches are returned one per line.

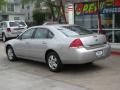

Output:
xmin=115 ymin=13 xmax=120 ymax=28
xmin=101 ymin=14 xmax=112 ymax=29
xmin=74 ymin=0 xmax=120 ymax=43
xmin=75 ymin=15 xmax=98 ymax=29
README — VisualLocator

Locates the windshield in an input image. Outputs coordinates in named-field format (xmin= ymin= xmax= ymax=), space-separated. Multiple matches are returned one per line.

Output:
xmin=59 ymin=26 xmax=93 ymax=37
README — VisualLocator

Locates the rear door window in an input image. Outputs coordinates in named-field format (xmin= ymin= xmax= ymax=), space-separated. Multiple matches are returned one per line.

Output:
xmin=34 ymin=28 xmax=54 ymax=39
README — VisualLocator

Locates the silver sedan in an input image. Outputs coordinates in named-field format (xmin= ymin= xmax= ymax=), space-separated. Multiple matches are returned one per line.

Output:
xmin=5 ymin=25 xmax=111 ymax=72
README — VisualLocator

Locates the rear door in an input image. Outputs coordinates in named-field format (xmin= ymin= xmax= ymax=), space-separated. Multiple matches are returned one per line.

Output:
xmin=26 ymin=28 xmax=54 ymax=61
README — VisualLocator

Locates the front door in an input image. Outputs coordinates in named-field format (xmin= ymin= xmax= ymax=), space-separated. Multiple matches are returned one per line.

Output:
xmin=14 ymin=28 xmax=35 ymax=58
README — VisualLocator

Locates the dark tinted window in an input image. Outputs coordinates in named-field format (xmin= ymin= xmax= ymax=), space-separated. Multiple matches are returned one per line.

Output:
xmin=9 ymin=22 xmax=18 ymax=27
xmin=16 ymin=21 xmax=26 ymax=26
xmin=9 ymin=21 xmax=26 ymax=27
xmin=0 ymin=23 xmax=2 ymax=28
xmin=59 ymin=26 xmax=93 ymax=37
xmin=34 ymin=28 xmax=54 ymax=39
xmin=2 ymin=22 xmax=7 ymax=28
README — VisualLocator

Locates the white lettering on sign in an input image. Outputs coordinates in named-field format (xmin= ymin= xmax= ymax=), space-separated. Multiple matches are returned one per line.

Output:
xmin=102 ymin=7 xmax=120 ymax=13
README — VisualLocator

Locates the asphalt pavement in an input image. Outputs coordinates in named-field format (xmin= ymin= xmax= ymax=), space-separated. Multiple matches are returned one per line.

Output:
xmin=0 ymin=41 xmax=120 ymax=90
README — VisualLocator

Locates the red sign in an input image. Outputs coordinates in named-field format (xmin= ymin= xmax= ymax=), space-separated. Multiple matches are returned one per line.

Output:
xmin=75 ymin=2 xmax=98 ymax=15
xmin=115 ymin=0 xmax=120 ymax=7
xmin=68 ymin=4 xmax=73 ymax=11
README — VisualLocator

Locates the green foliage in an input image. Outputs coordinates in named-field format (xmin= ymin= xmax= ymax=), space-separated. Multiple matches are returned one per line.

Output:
xmin=21 ymin=0 xmax=59 ymax=21
xmin=21 ymin=0 xmax=34 ymax=4
xmin=32 ymin=10 xmax=46 ymax=25
xmin=0 ymin=0 xmax=6 ymax=5
xmin=0 ymin=0 xmax=6 ymax=10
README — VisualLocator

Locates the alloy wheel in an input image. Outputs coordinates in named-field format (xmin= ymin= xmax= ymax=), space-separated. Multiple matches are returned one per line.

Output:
xmin=7 ymin=48 xmax=14 ymax=60
xmin=47 ymin=52 xmax=63 ymax=72
xmin=48 ymin=55 xmax=58 ymax=70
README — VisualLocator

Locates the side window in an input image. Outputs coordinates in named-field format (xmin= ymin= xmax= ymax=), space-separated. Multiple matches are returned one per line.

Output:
xmin=34 ymin=28 xmax=54 ymax=39
xmin=48 ymin=30 xmax=54 ymax=38
xmin=1 ymin=23 xmax=3 ymax=28
xmin=3 ymin=23 xmax=7 ymax=28
xmin=21 ymin=28 xmax=35 ymax=39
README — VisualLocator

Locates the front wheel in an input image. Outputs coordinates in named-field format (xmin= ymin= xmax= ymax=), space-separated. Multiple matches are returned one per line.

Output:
xmin=6 ymin=46 xmax=17 ymax=61
xmin=46 ymin=52 xmax=63 ymax=72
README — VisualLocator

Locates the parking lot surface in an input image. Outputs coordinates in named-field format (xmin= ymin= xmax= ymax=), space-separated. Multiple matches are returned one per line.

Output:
xmin=0 ymin=41 xmax=120 ymax=90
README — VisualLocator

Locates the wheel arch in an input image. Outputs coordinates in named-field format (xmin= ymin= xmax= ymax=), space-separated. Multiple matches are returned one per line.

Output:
xmin=6 ymin=44 xmax=13 ymax=53
xmin=45 ymin=49 xmax=60 ymax=62
xmin=2 ymin=32 xmax=6 ymax=36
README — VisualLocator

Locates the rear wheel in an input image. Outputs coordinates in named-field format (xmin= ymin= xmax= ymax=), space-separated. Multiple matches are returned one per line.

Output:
xmin=6 ymin=46 xmax=17 ymax=61
xmin=2 ymin=33 xmax=7 ymax=42
xmin=46 ymin=52 xmax=63 ymax=72
xmin=85 ymin=62 xmax=94 ymax=65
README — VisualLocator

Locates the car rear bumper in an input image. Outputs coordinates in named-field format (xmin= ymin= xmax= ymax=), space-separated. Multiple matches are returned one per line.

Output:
xmin=6 ymin=32 xmax=22 ymax=38
xmin=59 ymin=44 xmax=111 ymax=64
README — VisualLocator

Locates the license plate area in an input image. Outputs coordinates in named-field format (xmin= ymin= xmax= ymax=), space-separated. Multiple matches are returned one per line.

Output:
xmin=96 ymin=50 xmax=103 ymax=57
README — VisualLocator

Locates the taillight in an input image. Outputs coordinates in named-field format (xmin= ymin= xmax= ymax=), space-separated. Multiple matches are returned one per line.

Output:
xmin=7 ymin=28 xmax=11 ymax=32
xmin=70 ymin=39 xmax=83 ymax=48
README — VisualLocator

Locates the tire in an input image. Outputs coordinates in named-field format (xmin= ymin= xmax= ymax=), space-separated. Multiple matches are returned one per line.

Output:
xmin=2 ymin=33 xmax=7 ymax=42
xmin=6 ymin=46 xmax=17 ymax=61
xmin=46 ymin=52 xmax=63 ymax=72
xmin=85 ymin=62 xmax=94 ymax=65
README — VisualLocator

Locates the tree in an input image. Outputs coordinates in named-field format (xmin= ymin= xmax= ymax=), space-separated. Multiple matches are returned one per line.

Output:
xmin=0 ymin=0 xmax=6 ymax=10
xmin=21 ymin=0 xmax=59 ymax=21
xmin=32 ymin=10 xmax=45 ymax=25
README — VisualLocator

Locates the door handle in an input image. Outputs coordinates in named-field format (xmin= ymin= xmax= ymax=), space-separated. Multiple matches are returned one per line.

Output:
xmin=42 ymin=42 xmax=47 ymax=45
xmin=26 ymin=42 xmax=29 ymax=44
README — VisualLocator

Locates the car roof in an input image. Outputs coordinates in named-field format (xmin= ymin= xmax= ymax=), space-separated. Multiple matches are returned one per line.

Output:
xmin=1 ymin=20 xmax=25 ymax=23
xmin=31 ymin=24 xmax=79 ymax=28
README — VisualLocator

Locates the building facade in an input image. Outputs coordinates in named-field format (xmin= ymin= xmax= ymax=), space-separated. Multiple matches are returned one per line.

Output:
xmin=0 ymin=0 xmax=25 ymax=21
xmin=64 ymin=0 xmax=120 ymax=43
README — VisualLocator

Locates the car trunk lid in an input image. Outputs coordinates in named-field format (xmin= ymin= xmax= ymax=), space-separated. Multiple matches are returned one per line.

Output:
xmin=71 ymin=34 xmax=107 ymax=49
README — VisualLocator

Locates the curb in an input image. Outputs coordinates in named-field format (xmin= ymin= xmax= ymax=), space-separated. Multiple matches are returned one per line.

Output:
xmin=111 ymin=51 xmax=120 ymax=55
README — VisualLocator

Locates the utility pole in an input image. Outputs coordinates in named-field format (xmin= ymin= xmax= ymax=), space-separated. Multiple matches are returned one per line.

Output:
xmin=60 ymin=0 xmax=67 ymax=24
xmin=97 ymin=0 xmax=102 ymax=34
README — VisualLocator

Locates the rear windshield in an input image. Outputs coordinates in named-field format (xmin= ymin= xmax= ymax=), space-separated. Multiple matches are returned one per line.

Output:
xmin=17 ymin=21 xmax=26 ymax=26
xmin=9 ymin=21 xmax=26 ymax=27
xmin=59 ymin=26 xmax=93 ymax=37
xmin=9 ymin=22 xmax=18 ymax=27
